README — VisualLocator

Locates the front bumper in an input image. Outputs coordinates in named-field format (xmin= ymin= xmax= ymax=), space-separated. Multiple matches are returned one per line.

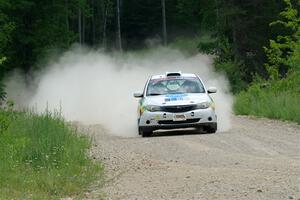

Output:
xmin=139 ymin=108 xmax=217 ymax=131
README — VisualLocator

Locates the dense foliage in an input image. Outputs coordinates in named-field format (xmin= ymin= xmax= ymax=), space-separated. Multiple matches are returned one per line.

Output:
xmin=235 ymin=0 xmax=300 ymax=123
xmin=0 ymin=108 xmax=101 ymax=199
xmin=0 ymin=0 xmax=291 ymax=92
xmin=0 ymin=3 xmax=298 ymax=199
xmin=0 ymin=0 xmax=299 ymax=122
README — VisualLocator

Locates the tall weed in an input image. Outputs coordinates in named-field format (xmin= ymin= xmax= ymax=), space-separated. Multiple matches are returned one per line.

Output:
xmin=235 ymin=73 xmax=300 ymax=123
xmin=0 ymin=110 xmax=102 ymax=199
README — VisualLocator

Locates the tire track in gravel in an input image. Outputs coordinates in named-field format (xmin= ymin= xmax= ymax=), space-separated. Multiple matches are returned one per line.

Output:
xmin=82 ymin=116 xmax=300 ymax=200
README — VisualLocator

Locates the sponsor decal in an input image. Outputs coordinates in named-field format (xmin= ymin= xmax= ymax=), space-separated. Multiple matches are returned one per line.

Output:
xmin=165 ymin=93 xmax=189 ymax=102
xmin=208 ymin=96 xmax=215 ymax=110
xmin=139 ymin=99 xmax=145 ymax=115
xmin=154 ymin=115 xmax=161 ymax=120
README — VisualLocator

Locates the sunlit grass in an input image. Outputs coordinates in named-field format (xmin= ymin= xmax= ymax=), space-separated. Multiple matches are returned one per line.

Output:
xmin=0 ymin=110 xmax=102 ymax=199
xmin=234 ymin=74 xmax=300 ymax=124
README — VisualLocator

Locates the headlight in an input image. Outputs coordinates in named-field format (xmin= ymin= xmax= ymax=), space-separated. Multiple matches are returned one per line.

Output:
xmin=145 ymin=105 xmax=162 ymax=112
xmin=196 ymin=102 xmax=211 ymax=109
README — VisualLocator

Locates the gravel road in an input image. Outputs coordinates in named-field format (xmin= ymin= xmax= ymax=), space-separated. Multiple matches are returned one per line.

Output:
xmin=82 ymin=116 xmax=300 ymax=200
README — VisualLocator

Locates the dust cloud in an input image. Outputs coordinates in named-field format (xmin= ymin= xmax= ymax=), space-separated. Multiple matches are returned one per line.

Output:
xmin=5 ymin=47 xmax=233 ymax=137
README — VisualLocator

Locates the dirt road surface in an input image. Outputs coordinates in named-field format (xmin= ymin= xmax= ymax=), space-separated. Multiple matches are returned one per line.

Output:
xmin=82 ymin=116 xmax=300 ymax=200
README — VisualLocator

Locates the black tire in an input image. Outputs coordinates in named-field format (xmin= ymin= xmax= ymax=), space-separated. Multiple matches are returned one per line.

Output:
xmin=206 ymin=127 xmax=217 ymax=134
xmin=138 ymin=119 xmax=142 ymax=135
xmin=142 ymin=130 xmax=152 ymax=137
xmin=204 ymin=123 xmax=218 ymax=133
xmin=138 ymin=126 xmax=152 ymax=137
xmin=206 ymin=124 xmax=217 ymax=134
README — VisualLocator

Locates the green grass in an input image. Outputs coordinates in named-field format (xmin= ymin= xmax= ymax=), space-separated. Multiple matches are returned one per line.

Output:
xmin=0 ymin=109 xmax=102 ymax=200
xmin=234 ymin=72 xmax=300 ymax=124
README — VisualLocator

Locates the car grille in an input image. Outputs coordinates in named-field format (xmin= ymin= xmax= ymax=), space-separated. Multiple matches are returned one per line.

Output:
xmin=158 ymin=118 xmax=201 ymax=125
xmin=161 ymin=105 xmax=196 ymax=113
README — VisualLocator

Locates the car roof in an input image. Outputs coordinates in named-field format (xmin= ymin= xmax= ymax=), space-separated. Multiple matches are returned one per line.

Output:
xmin=151 ymin=72 xmax=197 ymax=80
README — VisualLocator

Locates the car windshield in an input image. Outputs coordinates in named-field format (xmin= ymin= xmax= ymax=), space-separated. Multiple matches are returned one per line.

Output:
xmin=146 ymin=77 xmax=205 ymax=96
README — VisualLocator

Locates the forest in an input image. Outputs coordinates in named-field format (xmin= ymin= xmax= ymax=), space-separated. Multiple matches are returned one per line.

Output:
xmin=0 ymin=0 xmax=300 ymax=118
xmin=1 ymin=1 xmax=300 ymax=199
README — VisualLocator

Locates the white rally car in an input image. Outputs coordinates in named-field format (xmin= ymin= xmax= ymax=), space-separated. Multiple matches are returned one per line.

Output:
xmin=134 ymin=72 xmax=217 ymax=137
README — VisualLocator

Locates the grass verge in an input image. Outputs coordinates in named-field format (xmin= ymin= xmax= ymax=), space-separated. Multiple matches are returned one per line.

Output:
xmin=234 ymin=72 xmax=300 ymax=124
xmin=0 ymin=109 xmax=102 ymax=199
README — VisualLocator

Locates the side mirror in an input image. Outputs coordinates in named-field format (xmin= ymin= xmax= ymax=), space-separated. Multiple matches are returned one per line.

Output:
xmin=207 ymin=87 xmax=217 ymax=94
xmin=134 ymin=93 xmax=143 ymax=98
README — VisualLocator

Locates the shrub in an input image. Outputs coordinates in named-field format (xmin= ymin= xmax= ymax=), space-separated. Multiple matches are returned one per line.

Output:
xmin=234 ymin=73 xmax=300 ymax=123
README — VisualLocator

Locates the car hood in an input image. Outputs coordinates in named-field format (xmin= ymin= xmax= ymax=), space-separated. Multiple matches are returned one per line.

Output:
xmin=144 ymin=93 xmax=211 ymax=106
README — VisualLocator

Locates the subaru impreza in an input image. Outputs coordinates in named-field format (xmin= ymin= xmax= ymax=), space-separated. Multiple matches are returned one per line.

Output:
xmin=134 ymin=72 xmax=217 ymax=137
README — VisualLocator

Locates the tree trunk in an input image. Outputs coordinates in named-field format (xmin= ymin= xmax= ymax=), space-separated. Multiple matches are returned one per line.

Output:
xmin=102 ymin=1 xmax=108 ymax=49
xmin=78 ymin=8 xmax=82 ymax=44
xmin=92 ymin=0 xmax=96 ymax=44
xmin=215 ymin=0 xmax=220 ymax=39
xmin=116 ymin=0 xmax=122 ymax=51
xmin=161 ymin=0 xmax=167 ymax=46
xmin=232 ymin=22 xmax=238 ymax=61
xmin=82 ymin=13 xmax=85 ymax=44
xmin=65 ymin=0 xmax=69 ymax=31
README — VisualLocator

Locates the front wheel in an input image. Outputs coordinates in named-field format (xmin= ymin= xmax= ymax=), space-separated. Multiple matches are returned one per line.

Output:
xmin=204 ymin=123 xmax=218 ymax=133
xmin=138 ymin=127 xmax=152 ymax=137
xmin=142 ymin=131 xmax=152 ymax=137
xmin=206 ymin=127 xmax=217 ymax=134
xmin=205 ymin=124 xmax=217 ymax=134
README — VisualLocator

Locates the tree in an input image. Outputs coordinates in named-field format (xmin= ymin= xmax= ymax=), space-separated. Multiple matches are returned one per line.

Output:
xmin=78 ymin=8 xmax=82 ymax=44
xmin=0 ymin=55 xmax=6 ymax=98
xmin=264 ymin=0 xmax=300 ymax=80
xmin=0 ymin=1 xmax=15 ymax=62
xmin=161 ymin=0 xmax=167 ymax=46
xmin=101 ymin=0 xmax=114 ymax=49
xmin=0 ymin=57 xmax=7 ymax=100
xmin=0 ymin=0 xmax=15 ymax=101
xmin=91 ymin=0 xmax=96 ymax=44
xmin=0 ymin=0 xmax=291 ymax=94
xmin=116 ymin=0 xmax=122 ymax=51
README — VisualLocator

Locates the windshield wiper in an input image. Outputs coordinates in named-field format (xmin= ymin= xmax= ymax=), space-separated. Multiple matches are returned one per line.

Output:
xmin=148 ymin=93 xmax=163 ymax=96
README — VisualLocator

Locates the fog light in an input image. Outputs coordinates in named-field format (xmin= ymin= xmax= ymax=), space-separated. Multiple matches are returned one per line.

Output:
xmin=208 ymin=117 xmax=212 ymax=121
xmin=146 ymin=120 xmax=151 ymax=124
